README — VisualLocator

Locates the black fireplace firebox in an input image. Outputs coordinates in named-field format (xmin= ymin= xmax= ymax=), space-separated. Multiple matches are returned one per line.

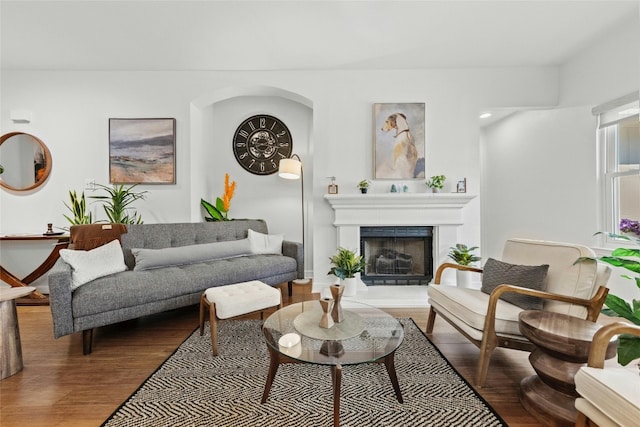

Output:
xmin=359 ymin=226 xmax=433 ymax=285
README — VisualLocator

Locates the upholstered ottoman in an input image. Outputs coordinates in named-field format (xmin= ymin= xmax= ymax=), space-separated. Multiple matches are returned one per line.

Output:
xmin=199 ymin=280 xmax=282 ymax=355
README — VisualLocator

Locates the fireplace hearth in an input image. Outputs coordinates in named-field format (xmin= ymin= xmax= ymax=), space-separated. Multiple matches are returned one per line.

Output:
xmin=360 ymin=226 xmax=433 ymax=285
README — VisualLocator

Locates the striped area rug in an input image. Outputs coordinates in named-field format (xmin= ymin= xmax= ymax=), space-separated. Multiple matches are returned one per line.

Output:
xmin=102 ymin=318 xmax=506 ymax=427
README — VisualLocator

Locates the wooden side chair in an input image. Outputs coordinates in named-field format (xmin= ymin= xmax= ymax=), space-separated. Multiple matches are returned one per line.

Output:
xmin=426 ymin=238 xmax=611 ymax=387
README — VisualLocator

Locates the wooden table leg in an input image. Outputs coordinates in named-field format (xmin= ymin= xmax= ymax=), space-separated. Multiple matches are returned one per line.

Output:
xmin=261 ymin=345 xmax=280 ymax=404
xmin=331 ymin=364 xmax=342 ymax=427
xmin=384 ymin=351 xmax=403 ymax=403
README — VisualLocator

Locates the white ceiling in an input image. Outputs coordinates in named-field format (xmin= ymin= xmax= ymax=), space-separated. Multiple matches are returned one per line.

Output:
xmin=1 ymin=0 xmax=638 ymax=71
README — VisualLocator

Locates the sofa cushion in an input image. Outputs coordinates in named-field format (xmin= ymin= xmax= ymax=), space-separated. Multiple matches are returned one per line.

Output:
xmin=428 ymin=284 xmax=524 ymax=340
xmin=481 ymin=258 xmax=549 ymax=310
xmin=60 ymin=239 xmax=127 ymax=290
xmin=575 ymin=366 xmax=640 ymax=427
xmin=131 ymin=238 xmax=251 ymax=271
xmin=248 ymin=229 xmax=283 ymax=255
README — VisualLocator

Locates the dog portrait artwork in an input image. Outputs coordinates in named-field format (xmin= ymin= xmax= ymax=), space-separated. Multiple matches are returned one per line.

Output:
xmin=374 ymin=103 xmax=425 ymax=179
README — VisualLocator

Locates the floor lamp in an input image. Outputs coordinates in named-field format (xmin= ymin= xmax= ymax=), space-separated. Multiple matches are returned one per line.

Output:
xmin=278 ymin=154 xmax=310 ymax=285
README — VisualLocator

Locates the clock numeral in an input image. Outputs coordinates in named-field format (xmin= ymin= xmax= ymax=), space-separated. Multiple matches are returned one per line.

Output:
xmin=239 ymin=153 xmax=248 ymax=160
xmin=270 ymin=159 xmax=277 ymax=169
xmin=249 ymin=159 xmax=256 ymax=168
xmin=270 ymin=122 xmax=276 ymax=130
xmin=260 ymin=162 xmax=265 ymax=172
xmin=248 ymin=121 xmax=256 ymax=131
xmin=279 ymin=142 xmax=289 ymax=148
xmin=277 ymin=152 xmax=287 ymax=159
xmin=239 ymin=130 xmax=249 ymax=139
xmin=260 ymin=117 xmax=266 ymax=128
xmin=236 ymin=142 xmax=246 ymax=148
xmin=276 ymin=131 xmax=287 ymax=138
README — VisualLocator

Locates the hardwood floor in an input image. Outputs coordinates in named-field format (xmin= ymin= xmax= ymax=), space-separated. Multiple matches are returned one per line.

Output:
xmin=1 ymin=285 xmax=541 ymax=426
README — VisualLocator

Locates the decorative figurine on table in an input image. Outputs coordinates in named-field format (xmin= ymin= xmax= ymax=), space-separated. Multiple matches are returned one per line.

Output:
xmin=330 ymin=283 xmax=344 ymax=323
xmin=319 ymin=298 xmax=334 ymax=329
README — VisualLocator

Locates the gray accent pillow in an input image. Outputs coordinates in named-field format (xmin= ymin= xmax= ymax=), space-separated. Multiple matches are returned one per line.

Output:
xmin=480 ymin=258 xmax=549 ymax=310
xmin=131 ymin=238 xmax=251 ymax=271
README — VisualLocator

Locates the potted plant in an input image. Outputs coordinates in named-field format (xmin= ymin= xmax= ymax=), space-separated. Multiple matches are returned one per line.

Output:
xmin=63 ymin=190 xmax=93 ymax=226
xmin=91 ymin=183 xmax=147 ymax=224
xmin=425 ymin=175 xmax=446 ymax=193
xmin=577 ymin=232 xmax=640 ymax=366
xmin=357 ymin=179 xmax=370 ymax=194
xmin=448 ymin=243 xmax=481 ymax=288
xmin=201 ymin=173 xmax=237 ymax=221
xmin=327 ymin=247 xmax=365 ymax=296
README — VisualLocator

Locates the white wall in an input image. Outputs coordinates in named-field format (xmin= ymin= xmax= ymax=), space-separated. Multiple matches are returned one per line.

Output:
xmin=481 ymin=18 xmax=639 ymax=302
xmin=1 ymin=67 xmax=559 ymax=292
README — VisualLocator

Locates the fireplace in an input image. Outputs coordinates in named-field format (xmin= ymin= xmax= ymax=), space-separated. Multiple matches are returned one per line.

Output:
xmin=360 ymin=226 xmax=433 ymax=285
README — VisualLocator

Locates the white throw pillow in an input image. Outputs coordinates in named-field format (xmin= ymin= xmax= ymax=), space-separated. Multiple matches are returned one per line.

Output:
xmin=60 ymin=239 xmax=127 ymax=290
xmin=248 ymin=229 xmax=283 ymax=255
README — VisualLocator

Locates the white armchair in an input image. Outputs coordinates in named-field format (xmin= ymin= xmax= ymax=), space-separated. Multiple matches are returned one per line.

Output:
xmin=426 ymin=238 xmax=611 ymax=387
xmin=575 ymin=322 xmax=640 ymax=427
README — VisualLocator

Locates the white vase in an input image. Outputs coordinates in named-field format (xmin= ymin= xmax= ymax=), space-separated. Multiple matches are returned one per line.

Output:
xmin=342 ymin=277 xmax=358 ymax=297
xmin=456 ymin=269 xmax=473 ymax=288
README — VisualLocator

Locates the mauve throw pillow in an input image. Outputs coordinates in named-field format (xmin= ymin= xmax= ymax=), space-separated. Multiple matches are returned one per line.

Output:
xmin=480 ymin=258 xmax=550 ymax=310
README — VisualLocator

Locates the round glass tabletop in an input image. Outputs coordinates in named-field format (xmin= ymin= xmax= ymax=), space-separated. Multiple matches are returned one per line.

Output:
xmin=262 ymin=300 xmax=404 ymax=366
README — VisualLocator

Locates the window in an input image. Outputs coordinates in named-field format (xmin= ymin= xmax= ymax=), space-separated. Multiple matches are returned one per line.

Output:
xmin=594 ymin=92 xmax=640 ymax=245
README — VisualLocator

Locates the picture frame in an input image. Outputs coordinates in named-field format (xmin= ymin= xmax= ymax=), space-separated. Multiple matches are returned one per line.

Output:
xmin=109 ymin=118 xmax=176 ymax=184
xmin=373 ymin=103 xmax=425 ymax=180
xmin=456 ymin=178 xmax=467 ymax=193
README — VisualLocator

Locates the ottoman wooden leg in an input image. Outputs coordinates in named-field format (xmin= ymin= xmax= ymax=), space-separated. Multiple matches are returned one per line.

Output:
xmin=199 ymin=293 xmax=207 ymax=336
xmin=209 ymin=302 xmax=218 ymax=356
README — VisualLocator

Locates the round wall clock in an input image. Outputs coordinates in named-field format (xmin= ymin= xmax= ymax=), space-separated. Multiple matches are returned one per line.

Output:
xmin=232 ymin=114 xmax=293 ymax=175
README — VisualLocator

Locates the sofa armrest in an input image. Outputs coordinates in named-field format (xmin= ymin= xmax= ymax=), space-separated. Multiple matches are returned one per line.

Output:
xmin=282 ymin=240 xmax=304 ymax=279
xmin=48 ymin=258 xmax=76 ymax=338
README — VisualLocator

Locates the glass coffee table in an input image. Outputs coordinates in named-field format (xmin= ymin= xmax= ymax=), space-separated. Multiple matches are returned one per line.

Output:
xmin=260 ymin=300 xmax=404 ymax=427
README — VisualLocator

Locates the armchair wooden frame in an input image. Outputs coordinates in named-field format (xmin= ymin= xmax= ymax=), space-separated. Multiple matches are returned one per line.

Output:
xmin=575 ymin=322 xmax=640 ymax=427
xmin=426 ymin=263 xmax=609 ymax=387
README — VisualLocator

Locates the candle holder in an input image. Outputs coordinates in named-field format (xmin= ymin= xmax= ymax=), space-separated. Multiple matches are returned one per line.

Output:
xmin=330 ymin=284 xmax=344 ymax=323
xmin=318 ymin=298 xmax=334 ymax=329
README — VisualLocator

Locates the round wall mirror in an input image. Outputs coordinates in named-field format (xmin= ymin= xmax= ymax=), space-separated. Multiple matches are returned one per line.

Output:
xmin=0 ymin=132 xmax=52 ymax=191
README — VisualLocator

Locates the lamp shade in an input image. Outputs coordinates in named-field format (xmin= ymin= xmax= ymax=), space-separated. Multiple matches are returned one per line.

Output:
xmin=278 ymin=158 xmax=302 ymax=180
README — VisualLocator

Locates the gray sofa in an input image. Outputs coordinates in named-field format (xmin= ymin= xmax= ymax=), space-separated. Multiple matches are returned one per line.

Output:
xmin=48 ymin=220 xmax=303 ymax=354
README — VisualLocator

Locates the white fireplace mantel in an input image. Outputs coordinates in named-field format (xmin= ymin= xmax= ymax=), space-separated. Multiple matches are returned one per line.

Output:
xmin=323 ymin=193 xmax=477 ymax=291
xmin=324 ymin=193 xmax=476 ymax=226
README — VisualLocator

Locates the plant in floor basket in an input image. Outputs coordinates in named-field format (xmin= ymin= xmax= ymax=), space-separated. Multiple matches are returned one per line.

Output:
xmin=357 ymin=179 xmax=370 ymax=194
xmin=90 ymin=183 xmax=148 ymax=224
xmin=63 ymin=190 xmax=93 ymax=225
xmin=425 ymin=175 xmax=446 ymax=192
xmin=202 ymin=173 xmax=237 ymax=221
xmin=577 ymin=232 xmax=640 ymax=365
xmin=328 ymin=247 xmax=365 ymax=297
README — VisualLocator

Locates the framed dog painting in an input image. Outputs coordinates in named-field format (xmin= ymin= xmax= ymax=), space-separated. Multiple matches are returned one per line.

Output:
xmin=109 ymin=118 xmax=176 ymax=184
xmin=373 ymin=103 xmax=425 ymax=180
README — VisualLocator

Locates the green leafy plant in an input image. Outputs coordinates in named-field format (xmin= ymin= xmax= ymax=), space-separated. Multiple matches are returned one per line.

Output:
xmin=90 ymin=183 xmax=147 ymax=224
xmin=448 ymin=243 xmax=481 ymax=266
xmin=202 ymin=173 xmax=236 ymax=221
xmin=327 ymin=247 xmax=365 ymax=279
xmin=576 ymin=232 xmax=640 ymax=365
xmin=357 ymin=179 xmax=370 ymax=190
xmin=63 ymin=190 xmax=93 ymax=225
xmin=425 ymin=175 xmax=446 ymax=190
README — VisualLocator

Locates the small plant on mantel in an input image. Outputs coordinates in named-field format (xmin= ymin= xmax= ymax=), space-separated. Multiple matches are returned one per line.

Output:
xmin=425 ymin=175 xmax=446 ymax=192
xmin=357 ymin=179 xmax=370 ymax=194
xmin=448 ymin=244 xmax=481 ymax=266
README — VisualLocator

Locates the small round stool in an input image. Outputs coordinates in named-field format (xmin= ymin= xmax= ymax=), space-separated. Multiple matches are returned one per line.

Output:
xmin=518 ymin=310 xmax=617 ymax=427
xmin=199 ymin=280 xmax=281 ymax=356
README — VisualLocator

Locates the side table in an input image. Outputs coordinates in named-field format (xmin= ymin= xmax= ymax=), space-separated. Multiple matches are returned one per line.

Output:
xmin=0 ymin=234 xmax=70 ymax=305
xmin=1 ymin=286 xmax=35 ymax=379
xmin=518 ymin=310 xmax=618 ymax=427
